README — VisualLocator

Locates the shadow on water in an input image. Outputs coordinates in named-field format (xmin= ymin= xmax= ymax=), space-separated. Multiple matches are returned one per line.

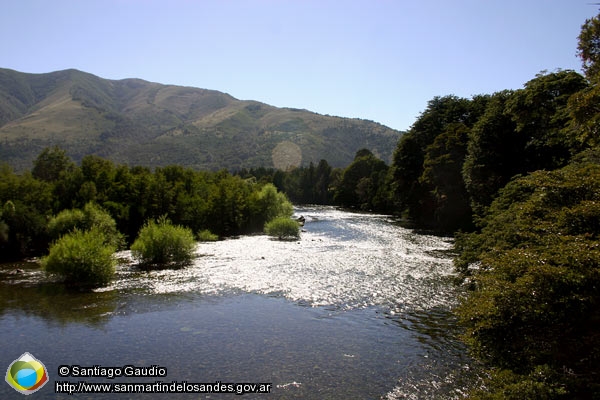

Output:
xmin=0 ymin=261 xmax=119 ymax=327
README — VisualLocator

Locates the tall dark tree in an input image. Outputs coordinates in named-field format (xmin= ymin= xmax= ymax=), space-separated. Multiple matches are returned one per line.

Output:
xmin=391 ymin=95 xmax=487 ymax=226
xmin=314 ymin=159 xmax=333 ymax=204
xmin=464 ymin=72 xmax=587 ymax=219
xmin=31 ymin=146 xmax=74 ymax=182
xmin=335 ymin=149 xmax=388 ymax=211
xmin=463 ymin=91 xmax=521 ymax=218
xmin=420 ymin=123 xmax=473 ymax=231
xmin=506 ymin=70 xmax=588 ymax=169
xmin=567 ymin=12 xmax=600 ymax=148
xmin=578 ymin=12 xmax=600 ymax=83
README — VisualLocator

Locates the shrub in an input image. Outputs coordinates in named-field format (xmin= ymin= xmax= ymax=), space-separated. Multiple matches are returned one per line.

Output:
xmin=47 ymin=208 xmax=86 ymax=238
xmin=197 ymin=229 xmax=218 ymax=242
xmin=47 ymin=202 xmax=124 ymax=249
xmin=81 ymin=202 xmax=124 ymax=248
xmin=258 ymin=184 xmax=294 ymax=222
xmin=264 ymin=217 xmax=300 ymax=240
xmin=131 ymin=216 xmax=196 ymax=268
xmin=42 ymin=228 xmax=116 ymax=286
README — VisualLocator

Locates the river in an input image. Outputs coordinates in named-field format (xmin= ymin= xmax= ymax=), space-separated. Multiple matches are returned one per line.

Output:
xmin=0 ymin=206 xmax=476 ymax=399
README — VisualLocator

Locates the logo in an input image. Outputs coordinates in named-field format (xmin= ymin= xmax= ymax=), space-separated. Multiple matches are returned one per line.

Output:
xmin=5 ymin=353 xmax=49 ymax=395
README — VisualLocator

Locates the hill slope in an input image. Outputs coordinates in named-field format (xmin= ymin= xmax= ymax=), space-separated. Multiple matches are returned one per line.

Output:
xmin=0 ymin=68 xmax=402 ymax=171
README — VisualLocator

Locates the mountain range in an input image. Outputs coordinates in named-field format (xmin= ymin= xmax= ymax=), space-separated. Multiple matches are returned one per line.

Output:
xmin=0 ymin=68 xmax=402 ymax=171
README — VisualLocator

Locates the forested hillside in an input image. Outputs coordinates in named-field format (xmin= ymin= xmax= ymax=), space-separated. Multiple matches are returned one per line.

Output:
xmin=0 ymin=68 xmax=401 ymax=171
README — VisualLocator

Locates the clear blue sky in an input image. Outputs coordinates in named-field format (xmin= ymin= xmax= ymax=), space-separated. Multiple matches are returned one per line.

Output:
xmin=1 ymin=0 xmax=596 ymax=131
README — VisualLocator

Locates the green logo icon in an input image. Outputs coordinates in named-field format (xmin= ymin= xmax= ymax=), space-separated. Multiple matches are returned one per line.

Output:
xmin=5 ymin=353 xmax=49 ymax=395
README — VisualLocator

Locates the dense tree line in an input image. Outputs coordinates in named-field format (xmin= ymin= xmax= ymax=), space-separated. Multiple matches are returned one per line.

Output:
xmin=384 ymin=13 xmax=600 ymax=399
xmin=389 ymin=68 xmax=589 ymax=232
xmin=237 ymin=149 xmax=392 ymax=213
xmin=0 ymin=148 xmax=292 ymax=261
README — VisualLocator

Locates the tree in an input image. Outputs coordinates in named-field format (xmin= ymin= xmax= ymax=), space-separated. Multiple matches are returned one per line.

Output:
xmin=314 ymin=159 xmax=333 ymax=204
xmin=31 ymin=146 xmax=74 ymax=182
xmin=463 ymin=91 xmax=523 ymax=218
xmin=505 ymin=70 xmax=588 ymax=170
xmin=566 ymin=83 xmax=600 ymax=148
xmin=334 ymin=149 xmax=388 ymax=211
xmin=457 ymin=159 xmax=600 ymax=398
xmin=391 ymin=95 xmax=487 ymax=225
xmin=464 ymin=72 xmax=587 ymax=220
xmin=578 ymin=12 xmax=600 ymax=83
xmin=255 ymin=183 xmax=293 ymax=224
xmin=80 ymin=155 xmax=116 ymax=203
xmin=0 ymin=164 xmax=53 ymax=260
xmin=420 ymin=123 xmax=473 ymax=231
xmin=567 ymin=12 xmax=600 ymax=149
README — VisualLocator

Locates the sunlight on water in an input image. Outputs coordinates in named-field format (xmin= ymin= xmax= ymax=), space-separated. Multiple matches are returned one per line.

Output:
xmin=108 ymin=207 xmax=456 ymax=313
xmin=104 ymin=207 xmax=475 ymax=399
xmin=1 ymin=206 xmax=476 ymax=399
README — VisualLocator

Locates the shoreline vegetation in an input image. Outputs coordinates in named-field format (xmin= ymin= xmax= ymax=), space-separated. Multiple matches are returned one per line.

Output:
xmin=1 ymin=11 xmax=600 ymax=399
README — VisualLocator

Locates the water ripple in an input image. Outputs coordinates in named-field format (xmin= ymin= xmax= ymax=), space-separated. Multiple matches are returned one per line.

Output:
xmin=109 ymin=207 xmax=457 ymax=312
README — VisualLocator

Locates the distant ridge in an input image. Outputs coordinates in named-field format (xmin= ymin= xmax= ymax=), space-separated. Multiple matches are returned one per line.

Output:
xmin=0 ymin=68 xmax=402 ymax=171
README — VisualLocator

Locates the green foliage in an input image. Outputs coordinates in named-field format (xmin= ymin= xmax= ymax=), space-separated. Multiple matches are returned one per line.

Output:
xmin=0 ymin=204 xmax=9 ymax=243
xmin=42 ymin=228 xmax=116 ymax=287
xmin=264 ymin=217 xmax=300 ymax=240
xmin=0 ymin=147 xmax=310 ymax=259
xmin=420 ymin=123 xmax=473 ymax=231
xmin=31 ymin=146 xmax=74 ymax=182
xmin=462 ymin=91 xmax=522 ymax=217
xmin=47 ymin=208 xmax=86 ymax=238
xmin=197 ymin=229 xmax=218 ymax=242
xmin=131 ymin=216 xmax=196 ymax=268
xmin=566 ymin=84 xmax=600 ymax=148
xmin=456 ymin=161 xmax=600 ymax=398
xmin=578 ymin=12 xmax=600 ymax=83
xmin=467 ymin=366 xmax=567 ymax=400
xmin=334 ymin=149 xmax=389 ymax=211
xmin=391 ymin=70 xmax=589 ymax=230
xmin=391 ymin=95 xmax=488 ymax=227
xmin=0 ymin=164 xmax=53 ymax=259
xmin=505 ymin=70 xmax=587 ymax=168
xmin=463 ymin=72 xmax=587 ymax=219
xmin=256 ymin=183 xmax=294 ymax=222
xmin=47 ymin=202 xmax=124 ymax=249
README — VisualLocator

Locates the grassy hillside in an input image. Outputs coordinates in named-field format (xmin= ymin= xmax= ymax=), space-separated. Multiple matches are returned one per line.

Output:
xmin=0 ymin=68 xmax=402 ymax=171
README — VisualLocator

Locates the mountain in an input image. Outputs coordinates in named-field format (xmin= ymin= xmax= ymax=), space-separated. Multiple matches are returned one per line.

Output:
xmin=0 ymin=68 xmax=402 ymax=171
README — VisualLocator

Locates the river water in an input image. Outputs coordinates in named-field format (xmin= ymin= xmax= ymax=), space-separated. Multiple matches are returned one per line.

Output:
xmin=0 ymin=206 xmax=476 ymax=399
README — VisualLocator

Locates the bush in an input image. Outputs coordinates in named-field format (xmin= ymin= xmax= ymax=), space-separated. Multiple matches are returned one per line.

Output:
xmin=42 ymin=228 xmax=116 ymax=286
xmin=264 ymin=217 xmax=300 ymax=240
xmin=131 ymin=216 xmax=196 ymax=268
xmin=47 ymin=208 xmax=86 ymax=238
xmin=258 ymin=184 xmax=294 ymax=222
xmin=47 ymin=202 xmax=124 ymax=249
xmin=197 ymin=229 xmax=218 ymax=242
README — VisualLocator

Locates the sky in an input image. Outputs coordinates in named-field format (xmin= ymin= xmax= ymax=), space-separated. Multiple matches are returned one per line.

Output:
xmin=1 ymin=0 xmax=597 ymax=131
